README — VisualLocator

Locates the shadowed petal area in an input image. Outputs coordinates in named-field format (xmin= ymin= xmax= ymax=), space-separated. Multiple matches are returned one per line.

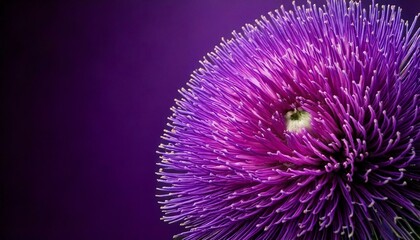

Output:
xmin=157 ymin=0 xmax=420 ymax=239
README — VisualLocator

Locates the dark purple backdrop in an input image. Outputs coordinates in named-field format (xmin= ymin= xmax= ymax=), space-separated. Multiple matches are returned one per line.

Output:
xmin=1 ymin=0 xmax=418 ymax=239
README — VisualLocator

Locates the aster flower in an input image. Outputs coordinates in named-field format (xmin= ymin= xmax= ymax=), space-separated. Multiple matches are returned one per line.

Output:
xmin=157 ymin=0 xmax=420 ymax=239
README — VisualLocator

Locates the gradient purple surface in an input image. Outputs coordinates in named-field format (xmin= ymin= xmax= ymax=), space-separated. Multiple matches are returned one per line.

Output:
xmin=1 ymin=0 xmax=418 ymax=239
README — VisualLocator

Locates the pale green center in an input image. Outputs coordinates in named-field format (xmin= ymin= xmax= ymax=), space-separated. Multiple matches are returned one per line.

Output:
xmin=285 ymin=109 xmax=311 ymax=132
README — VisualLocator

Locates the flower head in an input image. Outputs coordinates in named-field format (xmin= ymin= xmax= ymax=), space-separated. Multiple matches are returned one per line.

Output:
xmin=157 ymin=0 xmax=420 ymax=239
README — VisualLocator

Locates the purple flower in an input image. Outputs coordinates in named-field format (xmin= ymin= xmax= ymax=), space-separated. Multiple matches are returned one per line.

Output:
xmin=157 ymin=1 xmax=420 ymax=239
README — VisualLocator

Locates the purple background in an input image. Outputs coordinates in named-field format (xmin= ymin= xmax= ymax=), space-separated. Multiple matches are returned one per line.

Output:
xmin=2 ymin=0 xmax=418 ymax=239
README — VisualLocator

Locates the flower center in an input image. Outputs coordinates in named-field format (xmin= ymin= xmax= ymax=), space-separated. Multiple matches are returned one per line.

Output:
xmin=285 ymin=109 xmax=311 ymax=132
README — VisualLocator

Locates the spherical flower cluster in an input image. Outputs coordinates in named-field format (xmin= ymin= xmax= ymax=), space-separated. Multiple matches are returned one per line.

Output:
xmin=157 ymin=0 xmax=420 ymax=239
